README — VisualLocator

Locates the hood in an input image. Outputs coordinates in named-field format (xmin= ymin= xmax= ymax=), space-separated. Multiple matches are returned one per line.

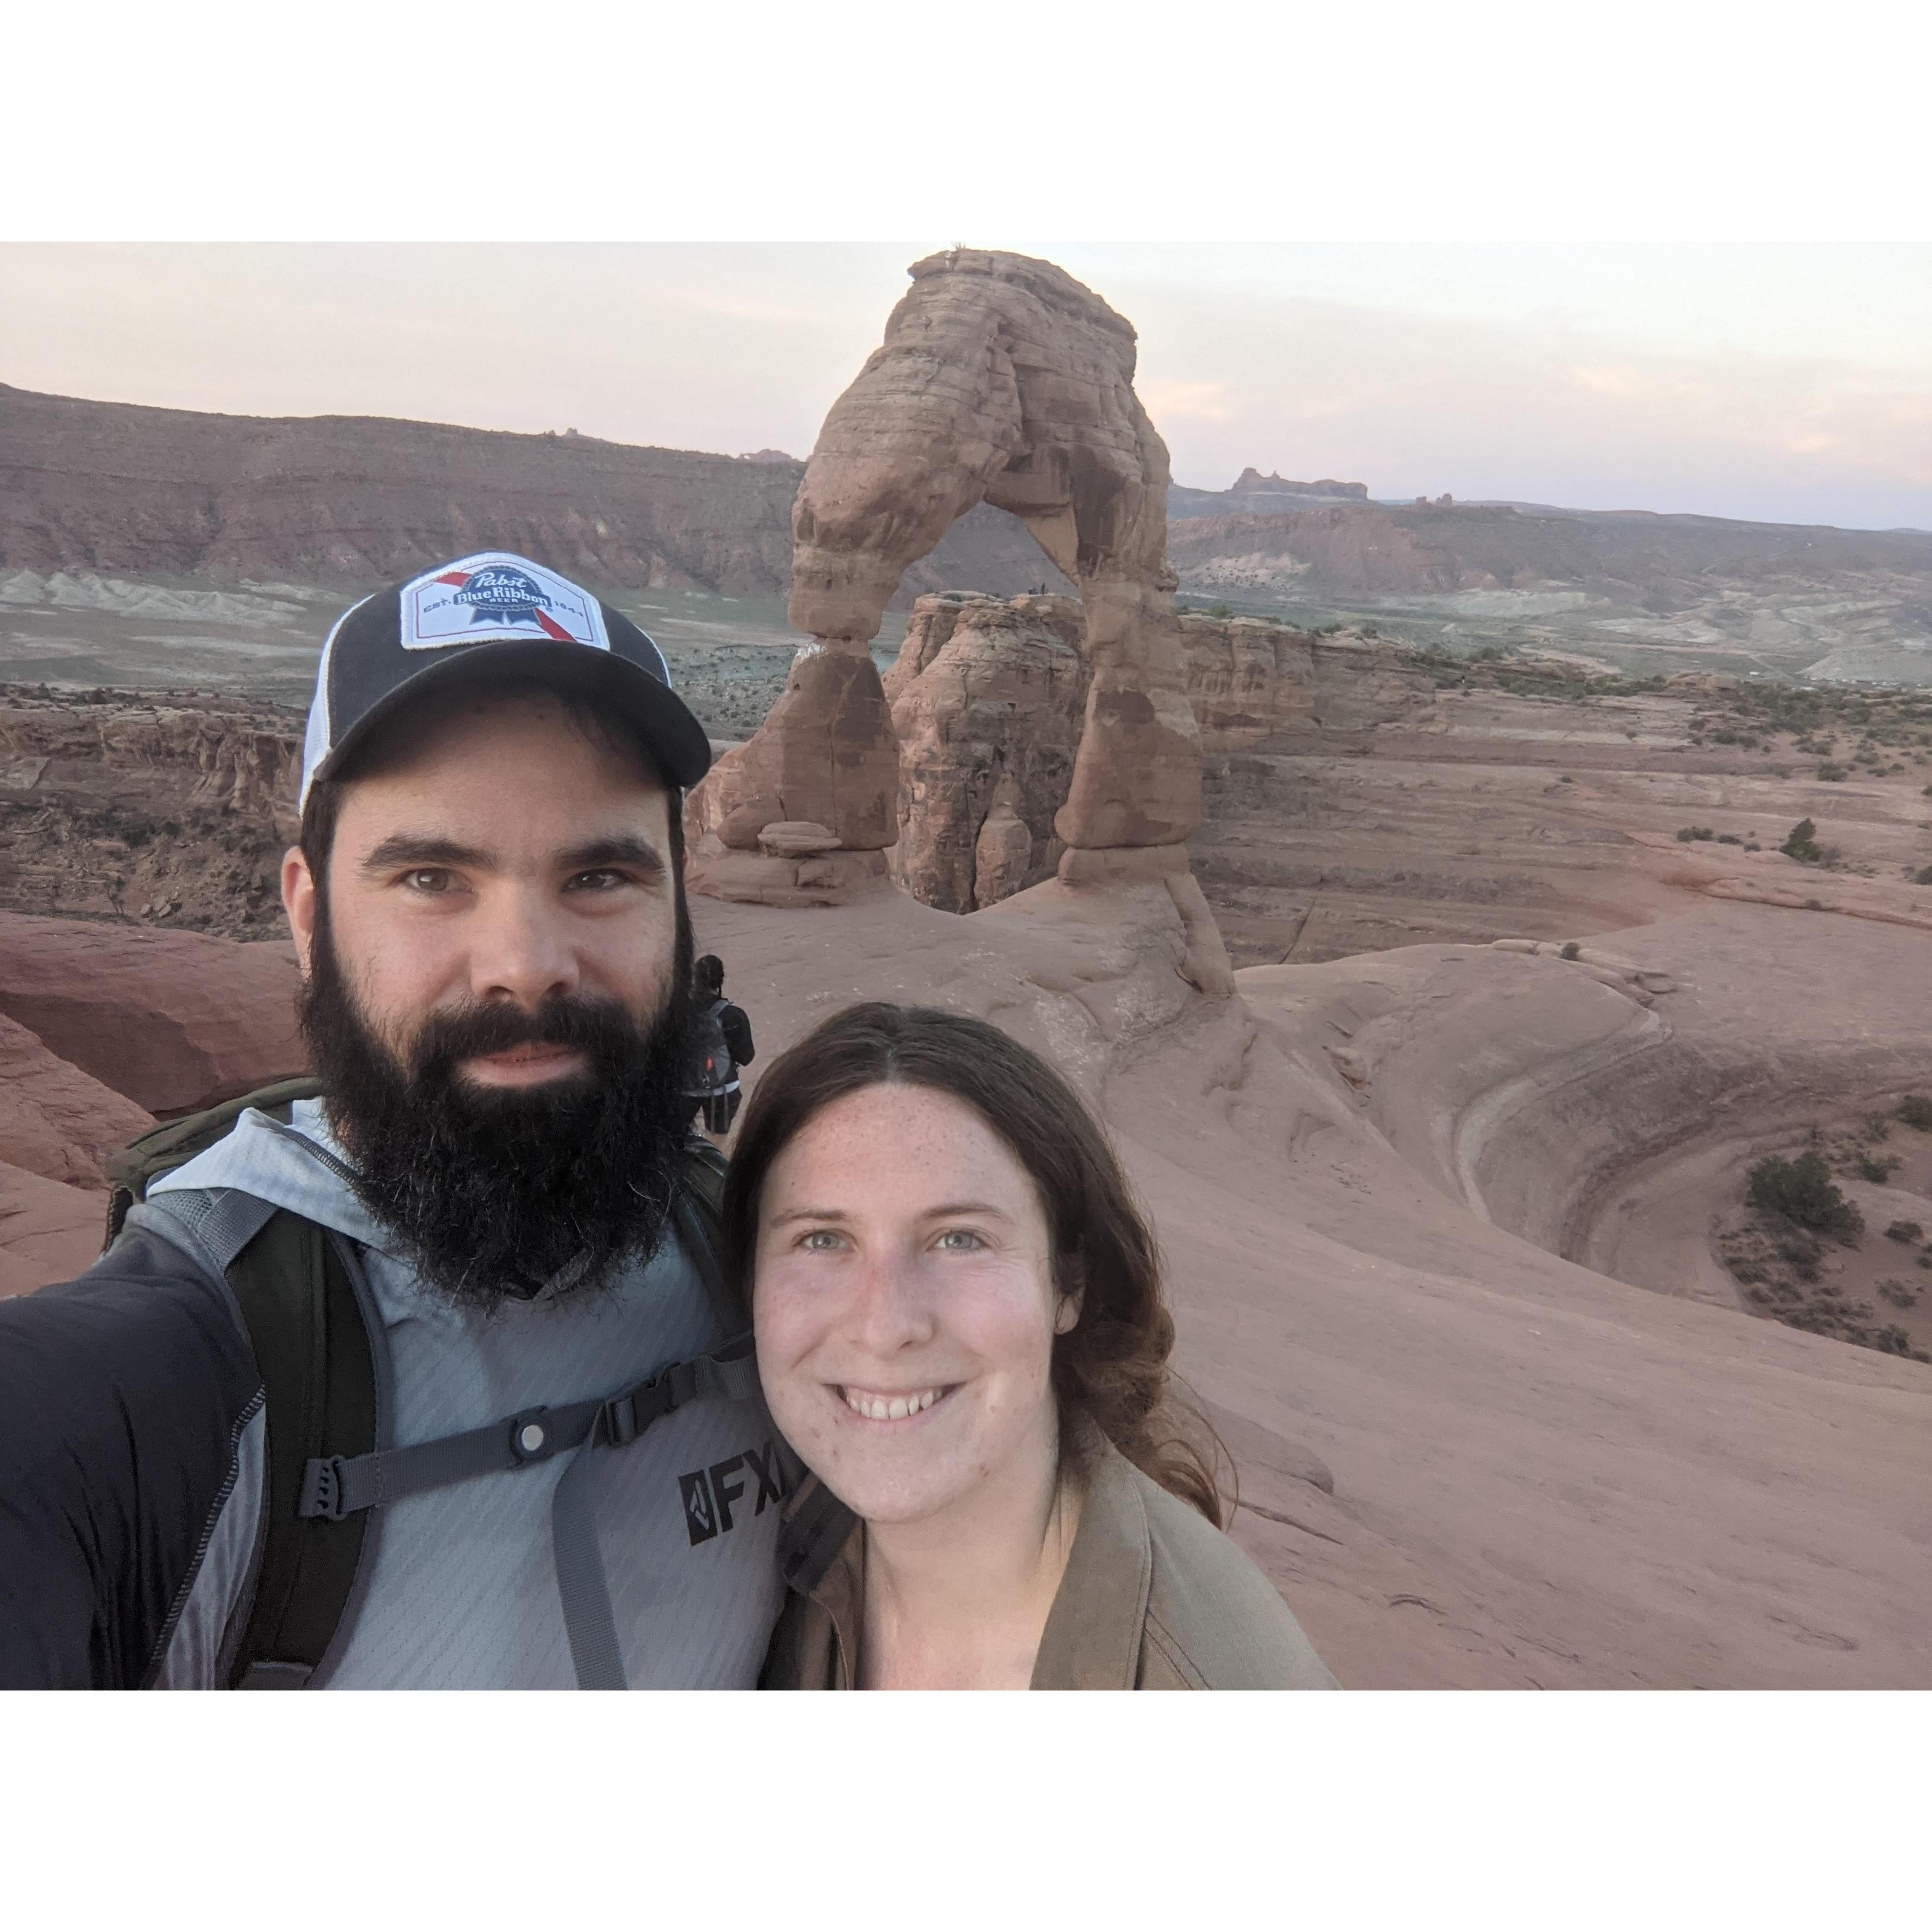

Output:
xmin=148 ymin=1096 xmax=395 ymax=1254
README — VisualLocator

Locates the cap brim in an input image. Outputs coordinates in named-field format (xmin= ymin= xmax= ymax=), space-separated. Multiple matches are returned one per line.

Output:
xmin=313 ymin=636 xmax=715 ymax=794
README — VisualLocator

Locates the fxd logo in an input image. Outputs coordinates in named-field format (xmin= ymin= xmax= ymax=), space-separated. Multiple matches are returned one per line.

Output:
xmin=681 ymin=1439 xmax=788 ymax=1547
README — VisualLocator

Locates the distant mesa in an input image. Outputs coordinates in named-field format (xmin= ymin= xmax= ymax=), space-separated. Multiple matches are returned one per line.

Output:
xmin=0 ymin=383 xmax=1059 ymax=609
xmin=1232 ymin=468 xmax=1368 ymax=501
xmin=1168 ymin=469 xmax=1370 ymax=520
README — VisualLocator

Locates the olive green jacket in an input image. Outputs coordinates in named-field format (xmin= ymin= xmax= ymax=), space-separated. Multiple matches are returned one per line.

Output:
xmin=761 ymin=1432 xmax=1339 ymax=1690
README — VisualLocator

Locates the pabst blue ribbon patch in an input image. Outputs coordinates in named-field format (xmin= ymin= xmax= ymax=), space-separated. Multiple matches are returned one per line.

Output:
xmin=399 ymin=552 xmax=611 ymax=653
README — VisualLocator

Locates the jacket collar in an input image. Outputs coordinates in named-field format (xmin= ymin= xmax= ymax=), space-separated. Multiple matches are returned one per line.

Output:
xmin=1029 ymin=1432 xmax=1152 ymax=1690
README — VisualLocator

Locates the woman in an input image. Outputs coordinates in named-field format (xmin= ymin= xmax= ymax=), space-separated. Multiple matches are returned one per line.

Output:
xmin=723 ymin=1002 xmax=1337 ymax=1690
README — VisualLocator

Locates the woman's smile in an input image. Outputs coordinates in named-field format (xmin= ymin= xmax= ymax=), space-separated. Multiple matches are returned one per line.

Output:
xmin=835 ymin=1383 xmax=957 ymax=1422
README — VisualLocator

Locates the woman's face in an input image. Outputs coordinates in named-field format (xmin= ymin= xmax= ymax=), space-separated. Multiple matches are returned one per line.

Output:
xmin=752 ymin=1081 xmax=1073 ymax=1527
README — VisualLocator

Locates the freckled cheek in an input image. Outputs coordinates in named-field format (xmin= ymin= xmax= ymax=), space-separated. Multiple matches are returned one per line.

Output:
xmin=752 ymin=1266 xmax=841 ymax=1395
xmin=945 ymin=1270 xmax=1059 ymax=1390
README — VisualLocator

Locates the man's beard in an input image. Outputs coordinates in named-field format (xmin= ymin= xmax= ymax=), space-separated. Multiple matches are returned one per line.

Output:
xmin=297 ymin=903 xmax=699 ymax=1312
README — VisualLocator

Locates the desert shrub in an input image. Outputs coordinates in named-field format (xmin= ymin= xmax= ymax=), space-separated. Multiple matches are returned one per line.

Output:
xmin=1877 ymin=1280 xmax=1920 ymax=1309
xmin=1778 ymin=1240 xmax=1822 ymax=1282
xmin=1856 ymin=1152 xmax=1901 ymax=1184
xmin=1883 ymin=1220 xmax=1924 ymax=1244
xmin=1896 ymin=1095 xmax=1932 ymax=1131
xmin=1817 ymin=763 xmax=1847 ymax=781
xmin=1207 ymin=602 xmax=1234 ymax=619
xmin=1873 ymin=1326 xmax=1920 ymax=1357
xmin=1911 ymin=866 xmax=1932 ymax=886
xmin=1747 ymin=1153 xmax=1865 ymax=1242
xmin=1558 ymin=941 xmax=1582 ymax=960
xmin=1675 ymin=826 xmax=1716 ymax=842
xmin=1780 ymin=819 xmax=1822 ymax=862
xmin=1717 ymin=833 xmax=1742 ymax=844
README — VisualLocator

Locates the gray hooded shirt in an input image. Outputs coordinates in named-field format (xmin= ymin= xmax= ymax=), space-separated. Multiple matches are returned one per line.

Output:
xmin=137 ymin=1100 xmax=785 ymax=1689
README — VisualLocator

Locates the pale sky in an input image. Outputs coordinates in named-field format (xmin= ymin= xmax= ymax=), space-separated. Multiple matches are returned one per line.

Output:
xmin=4 ymin=243 xmax=1930 ymax=532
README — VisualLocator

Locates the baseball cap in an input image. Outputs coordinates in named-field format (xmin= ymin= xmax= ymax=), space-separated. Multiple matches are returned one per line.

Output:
xmin=298 ymin=550 xmax=713 ymax=810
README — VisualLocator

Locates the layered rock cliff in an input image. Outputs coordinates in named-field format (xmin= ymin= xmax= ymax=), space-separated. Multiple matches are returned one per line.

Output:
xmin=0 ymin=382 xmax=1071 ymax=604
xmin=0 ymin=687 xmax=300 ymax=935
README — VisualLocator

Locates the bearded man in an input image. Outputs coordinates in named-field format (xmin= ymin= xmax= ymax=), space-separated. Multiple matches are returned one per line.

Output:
xmin=0 ymin=552 xmax=796 ymax=1689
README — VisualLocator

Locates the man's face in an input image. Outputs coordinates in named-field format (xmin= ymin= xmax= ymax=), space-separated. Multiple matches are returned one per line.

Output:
xmin=285 ymin=690 xmax=681 ymax=1076
xmin=282 ymin=690 xmax=698 ymax=1306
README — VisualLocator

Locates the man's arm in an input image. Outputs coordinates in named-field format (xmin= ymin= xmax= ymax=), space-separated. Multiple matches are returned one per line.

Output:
xmin=721 ymin=1003 xmax=755 ymax=1068
xmin=0 ymin=1228 xmax=263 ymax=1688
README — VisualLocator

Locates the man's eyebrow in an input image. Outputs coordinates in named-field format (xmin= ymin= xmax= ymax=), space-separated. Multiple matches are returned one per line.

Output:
xmin=358 ymin=833 xmax=492 ymax=875
xmin=558 ymin=835 xmax=667 ymax=875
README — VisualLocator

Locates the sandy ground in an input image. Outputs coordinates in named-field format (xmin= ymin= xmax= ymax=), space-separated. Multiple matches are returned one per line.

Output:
xmin=1199 ymin=682 xmax=1932 ymax=965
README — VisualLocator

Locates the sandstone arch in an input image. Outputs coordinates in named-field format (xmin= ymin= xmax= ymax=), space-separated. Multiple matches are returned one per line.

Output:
xmin=688 ymin=249 xmax=1202 ymax=881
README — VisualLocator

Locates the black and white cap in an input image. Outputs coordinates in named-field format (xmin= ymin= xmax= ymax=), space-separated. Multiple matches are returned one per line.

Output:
xmin=298 ymin=550 xmax=713 ymax=810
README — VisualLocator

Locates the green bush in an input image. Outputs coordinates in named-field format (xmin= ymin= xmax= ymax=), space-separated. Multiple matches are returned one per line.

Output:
xmin=1747 ymin=1153 xmax=1865 ymax=1242
xmin=1817 ymin=763 xmax=1847 ymax=781
xmin=1883 ymin=1220 xmax=1924 ymax=1244
xmin=1898 ymin=1094 xmax=1932 ymax=1131
xmin=1780 ymin=819 xmax=1823 ymax=862
xmin=1911 ymin=866 xmax=1932 ymax=886
xmin=1675 ymin=826 xmax=1716 ymax=842
xmin=1856 ymin=1152 xmax=1900 ymax=1184
xmin=1207 ymin=601 xmax=1234 ymax=619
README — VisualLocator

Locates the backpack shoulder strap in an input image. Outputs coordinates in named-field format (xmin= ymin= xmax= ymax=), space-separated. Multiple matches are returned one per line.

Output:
xmin=672 ymin=1135 xmax=742 ymax=1337
xmin=104 ymin=1075 xmax=327 ymax=1247
xmin=223 ymin=1210 xmax=377 ymax=1688
xmin=135 ymin=1126 xmax=730 ymax=1690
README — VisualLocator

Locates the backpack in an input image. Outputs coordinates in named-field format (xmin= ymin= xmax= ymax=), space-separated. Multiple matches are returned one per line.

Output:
xmin=688 ymin=997 xmax=735 ymax=1097
xmin=101 ymin=1076 xmax=809 ymax=1690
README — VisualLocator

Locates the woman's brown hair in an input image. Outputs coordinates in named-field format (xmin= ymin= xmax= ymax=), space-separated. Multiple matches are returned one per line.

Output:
xmin=721 ymin=1002 xmax=1223 ymax=1525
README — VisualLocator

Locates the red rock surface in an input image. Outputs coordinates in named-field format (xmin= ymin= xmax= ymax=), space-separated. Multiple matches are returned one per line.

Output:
xmin=691 ymin=881 xmax=1931 ymax=1688
xmin=698 ymin=249 xmax=1202 ymax=877
xmin=0 ymin=913 xmax=305 ymax=1116
xmin=0 ymin=1161 xmax=106 ymax=1300
xmin=0 ymin=687 xmax=301 ymax=936
xmin=0 ymin=1012 xmax=154 ymax=1187
xmin=883 ymin=594 xmax=1089 ymax=911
